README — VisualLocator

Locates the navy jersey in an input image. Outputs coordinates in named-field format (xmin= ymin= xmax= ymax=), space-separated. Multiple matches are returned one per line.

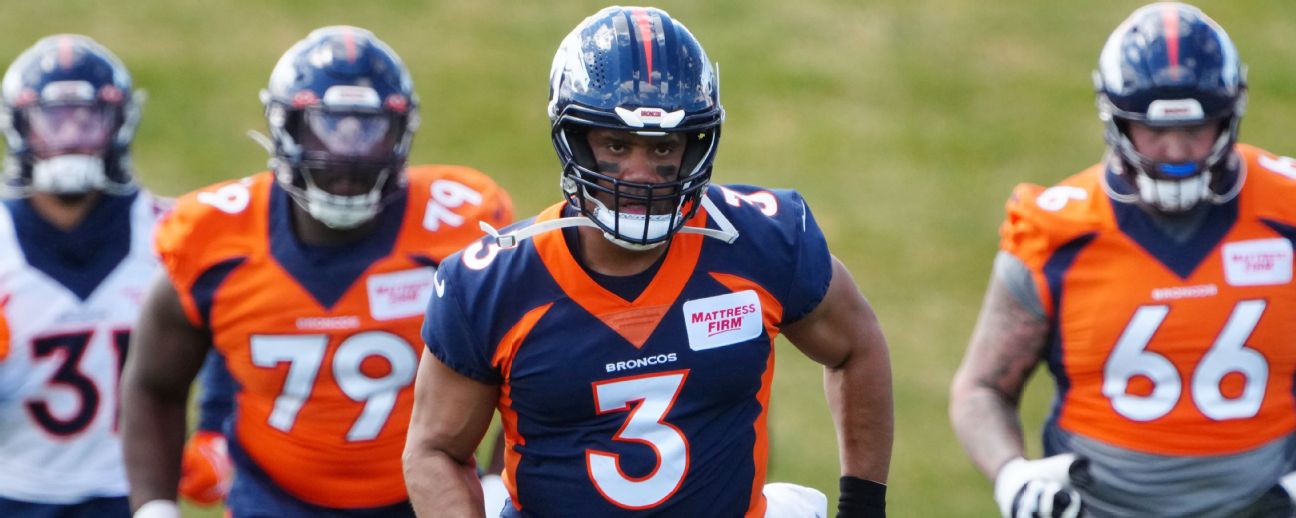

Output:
xmin=423 ymin=185 xmax=832 ymax=517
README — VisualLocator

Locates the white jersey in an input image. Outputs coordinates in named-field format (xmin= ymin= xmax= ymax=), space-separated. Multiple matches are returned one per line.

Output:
xmin=0 ymin=191 xmax=162 ymax=503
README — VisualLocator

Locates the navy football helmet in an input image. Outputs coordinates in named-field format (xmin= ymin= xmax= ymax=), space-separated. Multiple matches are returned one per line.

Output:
xmin=548 ymin=6 xmax=725 ymax=249
xmin=0 ymin=35 xmax=141 ymax=195
xmin=260 ymin=26 xmax=418 ymax=229
xmin=1095 ymin=2 xmax=1246 ymax=213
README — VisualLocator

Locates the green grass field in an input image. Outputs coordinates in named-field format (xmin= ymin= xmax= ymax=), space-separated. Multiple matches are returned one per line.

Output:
xmin=4 ymin=1 xmax=1295 ymax=516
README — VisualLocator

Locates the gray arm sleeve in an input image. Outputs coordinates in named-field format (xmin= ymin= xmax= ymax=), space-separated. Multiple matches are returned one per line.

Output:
xmin=992 ymin=251 xmax=1046 ymax=321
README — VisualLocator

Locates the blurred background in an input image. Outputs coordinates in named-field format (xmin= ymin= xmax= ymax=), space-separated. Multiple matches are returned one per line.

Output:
xmin=2 ymin=0 xmax=1293 ymax=515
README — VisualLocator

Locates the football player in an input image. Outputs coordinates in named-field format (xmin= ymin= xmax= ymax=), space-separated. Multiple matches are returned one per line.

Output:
xmin=0 ymin=35 xmax=162 ymax=518
xmin=951 ymin=3 xmax=1296 ymax=517
xmin=403 ymin=6 xmax=893 ymax=517
xmin=120 ymin=26 xmax=513 ymax=518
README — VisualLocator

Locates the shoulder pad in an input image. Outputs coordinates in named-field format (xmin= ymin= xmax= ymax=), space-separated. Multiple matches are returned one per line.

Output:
xmin=1238 ymin=145 xmax=1296 ymax=225
xmin=1000 ymin=168 xmax=1108 ymax=269
xmin=401 ymin=165 xmax=514 ymax=261
xmin=155 ymin=174 xmax=270 ymax=324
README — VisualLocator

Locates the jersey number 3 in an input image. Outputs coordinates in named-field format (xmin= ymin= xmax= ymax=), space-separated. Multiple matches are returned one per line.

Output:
xmin=250 ymin=331 xmax=417 ymax=441
xmin=587 ymin=370 xmax=690 ymax=510
xmin=1104 ymin=300 xmax=1268 ymax=421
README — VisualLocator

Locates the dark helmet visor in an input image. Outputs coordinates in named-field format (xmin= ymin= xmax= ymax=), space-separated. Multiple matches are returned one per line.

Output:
xmin=301 ymin=109 xmax=395 ymax=160
xmin=24 ymin=103 xmax=116 ymax=159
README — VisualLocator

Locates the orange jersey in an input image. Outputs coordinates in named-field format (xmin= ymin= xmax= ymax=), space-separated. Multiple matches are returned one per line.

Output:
xmin=155 ymin=166 xmax=512 ymax=508
xmin=0 ymin=306 xmax=7 ymax=361
xmin=1001 ymin=144 xmax=1296 ymax=456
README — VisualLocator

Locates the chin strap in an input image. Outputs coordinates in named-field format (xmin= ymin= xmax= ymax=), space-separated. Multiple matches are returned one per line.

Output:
xmin=480 ymin=195 xmax=740 ymax=250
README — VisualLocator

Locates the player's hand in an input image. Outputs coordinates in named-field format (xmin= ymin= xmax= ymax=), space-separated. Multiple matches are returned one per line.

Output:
xmin=178 ymin=430 xmax=233 ymax=506
xmin=993 ymin=454 xmax=1084 ymax=518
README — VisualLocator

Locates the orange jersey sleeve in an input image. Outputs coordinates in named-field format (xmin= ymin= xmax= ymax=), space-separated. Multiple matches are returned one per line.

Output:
xmin=154 ymin=174 xmax=271 ymax=327
xmin=399 ymin=164 xmax=514 ymax=260
xmin=999 ymin=167 xmax=1108 ymax=317
xmin=1239 ymin=143 xmax=1296 ymax=223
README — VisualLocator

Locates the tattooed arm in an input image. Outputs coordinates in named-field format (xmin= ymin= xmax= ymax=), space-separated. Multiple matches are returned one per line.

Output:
xmin=949 ymin=253 xmax=1051 ymax=479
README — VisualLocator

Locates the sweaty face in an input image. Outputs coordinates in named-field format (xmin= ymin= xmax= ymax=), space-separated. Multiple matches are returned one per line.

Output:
xmin=1126 ymin=120 xmax=1222 ymax=177
xmin=585 ymin=128 xmax=686 ymax=215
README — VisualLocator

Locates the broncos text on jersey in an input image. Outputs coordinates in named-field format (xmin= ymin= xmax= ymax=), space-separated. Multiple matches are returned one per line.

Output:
xmin=1001 ymin=144 xmax=1296 ymax=456
xmin=154 ymin=166 xmax=511 ymax=508
xmin=424 ymin=184 xmax=831 ymax=517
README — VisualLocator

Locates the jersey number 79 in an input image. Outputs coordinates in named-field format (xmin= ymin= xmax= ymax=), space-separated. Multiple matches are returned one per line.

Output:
xmin=250 ymin=331 xmax=418 ymax=441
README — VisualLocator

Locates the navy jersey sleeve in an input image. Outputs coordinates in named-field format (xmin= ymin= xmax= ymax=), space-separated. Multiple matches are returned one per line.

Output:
xmin=196 ymin=350 xmax=236 ymax=433
xmin=778 ymin=191 xmax=832 ymax=325
xmin=421 ymin=254 xmax=503 ymax=385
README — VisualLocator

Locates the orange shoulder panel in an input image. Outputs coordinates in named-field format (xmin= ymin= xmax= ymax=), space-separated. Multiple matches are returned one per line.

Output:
xmin=401 ymin=164 xmax=514 ymax=261
xmin=1000 ymin=182 xmax=1049 ymax=265
xmin=154 ymin=173 xmax=273 ymax=326
xmin=999 ymin=166 xmax=1109 ymax=315
xmin=1237 ymin=143 xmax=1296 ymax=224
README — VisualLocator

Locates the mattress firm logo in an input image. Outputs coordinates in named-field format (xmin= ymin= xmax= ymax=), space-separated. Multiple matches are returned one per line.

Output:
xmin=367 ymin=267 xmax=438 ymax=321
xmin=682 ymin=290 xmax=762 ymax=351
xmin=1222 ymin=238 xmax=1292 ymax=287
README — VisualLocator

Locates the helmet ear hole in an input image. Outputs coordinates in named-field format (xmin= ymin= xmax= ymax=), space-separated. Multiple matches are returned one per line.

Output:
xmin=562 ymin=126 xmax=596 ymax=172
xmin=679 ymin=130 xmax=716 ymax=179
xmin=1113 ymin=118 xmax=1130 ymax=137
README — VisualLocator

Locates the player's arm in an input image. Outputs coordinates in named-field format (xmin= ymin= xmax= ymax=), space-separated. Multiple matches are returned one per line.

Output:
xmin=781 ymin=256 xmax=893 ymax=513
xmin=121 ymin=271 xmax=211 ymax=512
xmin=950 ymin=255 xmax=1084 ymax=518
xmin=404 ymin=351 xmax=500 ymax=518
xmin=176 ymin=351 xmax=235 ymax=506
xmin=948 ymin=264 xmax=1049 ymax=480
